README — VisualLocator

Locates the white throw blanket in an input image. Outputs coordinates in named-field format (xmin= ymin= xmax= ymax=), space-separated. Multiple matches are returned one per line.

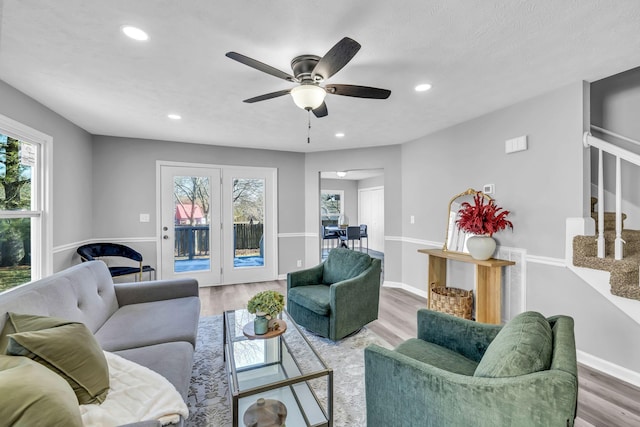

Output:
xmin=80 ymin=351 xmax=189 ymax=426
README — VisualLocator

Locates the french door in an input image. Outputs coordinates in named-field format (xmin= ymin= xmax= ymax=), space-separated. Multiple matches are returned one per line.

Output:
xmin=160 ymin=165 xmax=221 ymax=286
xmin=222 ymin=167 xmax=277 ymax=284
xmin=159 ymin=163 xmax=277 ymax=286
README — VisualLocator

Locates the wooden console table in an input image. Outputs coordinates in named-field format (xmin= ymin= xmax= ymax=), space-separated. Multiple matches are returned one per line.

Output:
xmin=418 ymin=248 xmax=515 ymax=324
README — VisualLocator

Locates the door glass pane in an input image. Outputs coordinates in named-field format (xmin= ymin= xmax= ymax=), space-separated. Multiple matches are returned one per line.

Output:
xmin=173 ymin=176 xmax=211 ymax=273
xmin=0 ymin=218 xmax=31 ymax=291
xmin=233 ymin=178 xmax=264 ymax=268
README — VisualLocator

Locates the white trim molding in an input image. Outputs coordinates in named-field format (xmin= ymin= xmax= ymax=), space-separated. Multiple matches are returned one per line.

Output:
xmin=279 ymin=232 xmax=315 ymax=238
xmin=383 ymin=281 xmax=428 ymax=299
xmin=577 ymin=350 xmax=640 ymax=389
xmin=526 ymin=254 xmax=566 ymax=267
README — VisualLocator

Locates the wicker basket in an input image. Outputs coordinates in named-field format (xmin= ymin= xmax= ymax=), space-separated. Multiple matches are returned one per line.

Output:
xmin=430 ymin=286 xmax=473 ymax=320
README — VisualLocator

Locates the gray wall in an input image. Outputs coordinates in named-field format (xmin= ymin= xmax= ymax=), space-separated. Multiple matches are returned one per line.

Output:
xmin=0 ymin=80 xmax=94 ymax=272
xmin=399 ymin=80 xmax=640 ymax=373
xmin=358 ymin=174 xmax=384 ymax=189
xmin=91 ymin=135 xmax=306 ymax=276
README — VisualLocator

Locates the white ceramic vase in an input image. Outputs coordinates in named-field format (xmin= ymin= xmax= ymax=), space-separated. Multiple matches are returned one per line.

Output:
xmin=466 ymin=235 xmax=496 ymax=260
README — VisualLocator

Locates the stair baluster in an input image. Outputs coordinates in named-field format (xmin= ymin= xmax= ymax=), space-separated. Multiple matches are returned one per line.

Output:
xmin=597 ymin=148 xmax=605 ymax=258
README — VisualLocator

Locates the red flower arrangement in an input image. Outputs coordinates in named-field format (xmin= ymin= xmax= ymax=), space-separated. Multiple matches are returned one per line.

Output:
xmin=456 ymin=193 xmax=513 ymax=236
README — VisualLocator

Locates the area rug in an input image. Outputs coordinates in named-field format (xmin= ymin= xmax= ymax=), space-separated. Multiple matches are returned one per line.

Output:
xmin=185 ymin=316 xmax=392 ymax=427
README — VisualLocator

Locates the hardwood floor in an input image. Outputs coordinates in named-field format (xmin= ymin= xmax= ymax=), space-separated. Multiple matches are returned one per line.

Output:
xmin=200 ymin=281 xmax=640 ymax=426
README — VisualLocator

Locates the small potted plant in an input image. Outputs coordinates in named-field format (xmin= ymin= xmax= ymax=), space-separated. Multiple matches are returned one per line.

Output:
xmin=247 ymin=290 xmax=285 ymax=335
xmin=456 ymin=192 xmax=513 ymax=260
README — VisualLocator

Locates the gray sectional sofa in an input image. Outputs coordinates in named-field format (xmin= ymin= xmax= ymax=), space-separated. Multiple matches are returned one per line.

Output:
xmin=0 ymin=260 xmax=200 ymax=427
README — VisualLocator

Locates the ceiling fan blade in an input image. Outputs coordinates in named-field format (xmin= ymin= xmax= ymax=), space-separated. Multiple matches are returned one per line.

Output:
xmin=226 ymin=52 xmax=297 ymax=82
xmin=243 ymin=89 xmax=292 ymax=103
xmin=325 ymin=84 xmax=391 ymax=99
xmin=311 ymin=37 xmax=361 ymax=81
xmin=312 ymin=102 xmax=328 ymax=118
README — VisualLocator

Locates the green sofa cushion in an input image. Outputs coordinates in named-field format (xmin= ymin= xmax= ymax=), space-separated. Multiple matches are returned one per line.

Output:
xmin=287 ymin=285 xmax=331 ymax=315
xmin=4 ymin=312 xmax=110 ymax=404
xmin=474 ymin=311 xmax=553 ymax=378
xmin=0 ymin=354 xmax=83 ymax=426
xmin=395 ymin=338 xmax=479 ymax=375
xmin=322 ymin=248 xmax=372 ymax=285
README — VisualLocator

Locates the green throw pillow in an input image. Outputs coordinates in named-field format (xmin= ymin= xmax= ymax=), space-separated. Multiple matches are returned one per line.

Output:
xmin=0 ymin=354 xmax=83 ymax=427
xmin=474 ymin=311 xmax=553 ymax=378
xmin=4 ymin=312 xmax=110 ymax=404
xmin=1 ymin=312 xmax=76 ymax=353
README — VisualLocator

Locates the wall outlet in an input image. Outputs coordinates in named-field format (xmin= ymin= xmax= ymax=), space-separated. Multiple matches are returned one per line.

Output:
xmin=296 ymin=260 xmax=302 ymax=267
xmin=139 ymin=213 xmax=150 ymax=223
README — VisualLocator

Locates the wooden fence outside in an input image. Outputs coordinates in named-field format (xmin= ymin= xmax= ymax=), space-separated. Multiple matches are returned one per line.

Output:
xmin=174 ymin=223 xmax=263 ymax=259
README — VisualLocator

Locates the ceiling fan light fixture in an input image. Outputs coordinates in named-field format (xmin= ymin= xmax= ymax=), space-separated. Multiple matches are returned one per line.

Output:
xmin=290 ymin=85 xmax=326 ymax=110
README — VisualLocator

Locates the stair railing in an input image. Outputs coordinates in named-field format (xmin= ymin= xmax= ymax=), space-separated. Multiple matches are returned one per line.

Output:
xmin=583 ymin=126 xmax=640 ymax=260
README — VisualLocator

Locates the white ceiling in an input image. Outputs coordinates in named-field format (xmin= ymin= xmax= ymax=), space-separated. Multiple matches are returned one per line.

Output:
xmin=1 ymin=1 xmax=639 ymax=153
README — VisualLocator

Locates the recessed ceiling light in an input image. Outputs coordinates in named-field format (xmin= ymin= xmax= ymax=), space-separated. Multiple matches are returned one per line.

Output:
xmin=415 ymin=83 xmax=432 ymax=92
xmin=168 ymin=114 xmax=182 ymax=120
xmin=335 ymin=132 xmax=345 ymax=138
xmin=121 ymin=26 xmax=149 ymax=41
xmin=336 ymin=171 xmax=347 ymax=178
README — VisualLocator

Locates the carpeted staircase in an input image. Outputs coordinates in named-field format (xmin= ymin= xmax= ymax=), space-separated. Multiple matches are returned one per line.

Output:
xmin=573 ymin=197 xmax=640 ymax=301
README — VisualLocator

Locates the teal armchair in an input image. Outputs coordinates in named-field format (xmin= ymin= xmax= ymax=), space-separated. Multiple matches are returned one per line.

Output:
xmin=365 ymin=309 xmax=578 ymax=427
xmin=287 ymin=248 xmax=382 ymax=341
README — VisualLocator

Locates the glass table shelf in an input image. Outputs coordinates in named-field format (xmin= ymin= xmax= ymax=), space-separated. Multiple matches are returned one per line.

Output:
xmin=223 ymin=308 xmax=333 ymax=427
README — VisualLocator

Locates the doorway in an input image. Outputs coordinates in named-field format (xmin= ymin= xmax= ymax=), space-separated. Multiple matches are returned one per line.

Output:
xmin=158 ymin=163 xmax=277 ymax=286
xmin=319 ymin=169 xmax=384 ymax=257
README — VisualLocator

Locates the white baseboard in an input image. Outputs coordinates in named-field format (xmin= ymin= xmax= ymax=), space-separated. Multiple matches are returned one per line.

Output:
xmin=577 ymin=349 xmax=640 ymax=388
xmin=383 ymin=281 xmax=428 ymax=299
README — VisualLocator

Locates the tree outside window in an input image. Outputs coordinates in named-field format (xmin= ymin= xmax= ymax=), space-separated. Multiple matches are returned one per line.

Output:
xmin=0 ymin=135 xmax=34 ymax=291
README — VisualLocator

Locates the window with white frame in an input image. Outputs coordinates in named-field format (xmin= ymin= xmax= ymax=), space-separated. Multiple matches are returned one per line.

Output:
xmin=320 ymin=189 xmax=344 ymax=226
xmin=0 ymin=115 xmax=51 ymax=292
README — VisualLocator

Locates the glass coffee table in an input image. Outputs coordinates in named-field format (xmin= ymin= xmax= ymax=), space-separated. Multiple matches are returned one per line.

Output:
xmin=223 ymin=308 xmax=333 ymax=427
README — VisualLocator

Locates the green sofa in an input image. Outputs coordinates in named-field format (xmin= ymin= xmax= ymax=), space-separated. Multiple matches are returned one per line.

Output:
xmin=365 ymin=309 xmax=578 ymax=427
xmin=287 ymin=248 xmax=382 ymax=341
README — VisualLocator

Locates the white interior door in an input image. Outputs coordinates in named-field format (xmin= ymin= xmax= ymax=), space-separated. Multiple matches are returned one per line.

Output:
xmin=222 ymin=167 xmax=277 ymax=284
xmin=159 ymin=165 xmax=221 ymax=286
xmin=359 ymin=186 xmax=384 ymax=252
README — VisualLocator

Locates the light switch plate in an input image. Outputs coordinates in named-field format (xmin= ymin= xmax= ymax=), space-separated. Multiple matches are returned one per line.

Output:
xmin=139 ymin=213 xmax=150 ymax=223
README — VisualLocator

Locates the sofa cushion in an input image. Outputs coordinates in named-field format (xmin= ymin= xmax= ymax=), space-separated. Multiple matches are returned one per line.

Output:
xmin=0 ymin=355 xmax=83 ymax=427
xmin=474 ymin=311 xmax=553 ymax=378
xmin=395 ymin=338 xmax=479 ymax=375
xmin=115 ymin=341 xmax=195 ymax=400
xmin=322 ymin=248 xmax=372 ymax=285
xmin=287 ymin=285 xmax=331 ymax=316
xmin=95 ymin=297 xmax=200 ymax=352
xmin=5 ymin=313 xmax=110 ymax=404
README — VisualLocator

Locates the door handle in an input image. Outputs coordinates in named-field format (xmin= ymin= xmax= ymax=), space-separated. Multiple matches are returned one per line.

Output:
xmin=163 ymin=235 xmax=169 ymax=240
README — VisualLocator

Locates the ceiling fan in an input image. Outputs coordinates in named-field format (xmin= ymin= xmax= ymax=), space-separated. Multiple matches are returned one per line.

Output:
xmin=225 ymin=37 xmax=391 ymax=118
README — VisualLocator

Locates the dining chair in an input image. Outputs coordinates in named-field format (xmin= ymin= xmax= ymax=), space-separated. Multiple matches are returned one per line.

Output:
xmin=321 ymin=225 xmax=339 ymax=251
xmin=340 ymin=226 xmax=362 ymax=251
xmin=360 ymin=224 xmax=369 ymax=253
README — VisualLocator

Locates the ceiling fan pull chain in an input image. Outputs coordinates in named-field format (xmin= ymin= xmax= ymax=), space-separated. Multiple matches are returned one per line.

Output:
xmin=307 ymin=110 xmax=311 ymax=144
